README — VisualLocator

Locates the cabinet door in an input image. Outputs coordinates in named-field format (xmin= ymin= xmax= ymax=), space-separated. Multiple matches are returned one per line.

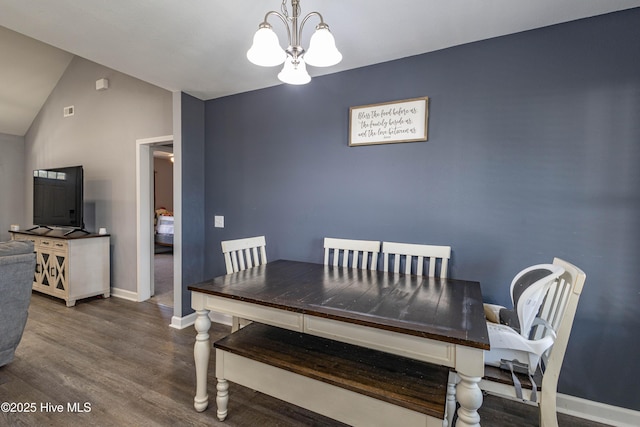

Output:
xmin=34 ymin=250 xmax=47 ymax=290
xmin=16 ymin=235 xmax=40 ymax=286
xmin=37 ymin=247 xmax=69 ymax=298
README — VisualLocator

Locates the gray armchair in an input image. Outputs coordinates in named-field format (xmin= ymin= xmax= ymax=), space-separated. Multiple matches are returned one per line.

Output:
xmin=0 ymin=240 xmax=36 ymax=367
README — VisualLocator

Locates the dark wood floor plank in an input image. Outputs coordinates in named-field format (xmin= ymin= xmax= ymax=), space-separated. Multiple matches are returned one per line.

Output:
xmin=0 ymin=292 xmax=611 ymax=427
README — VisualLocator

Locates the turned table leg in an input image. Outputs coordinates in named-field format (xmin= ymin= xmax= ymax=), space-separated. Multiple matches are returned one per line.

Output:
xmin=216 ymin=378 xmax=229 ymax=421
xmin=193 ymin=309 xmax=211 ymax=412
xmin=455 ymin=372 xmax=483 ymax=427
xmin=453 ymin=345 xmax=484 ymax=427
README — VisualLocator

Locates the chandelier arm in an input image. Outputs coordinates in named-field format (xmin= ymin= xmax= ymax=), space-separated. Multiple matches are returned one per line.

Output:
xmin=262 ymin=11 xmax=292 ymax=46
xmin=298 ymin=11 xmax=324 ymax=40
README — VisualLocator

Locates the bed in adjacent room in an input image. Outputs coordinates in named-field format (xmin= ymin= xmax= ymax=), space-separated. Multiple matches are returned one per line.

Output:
xmin=155 ymin=208 xmax=173 ymax=252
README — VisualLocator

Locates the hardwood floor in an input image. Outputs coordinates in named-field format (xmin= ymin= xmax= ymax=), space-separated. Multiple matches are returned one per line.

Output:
xmin=149 ymin=253 xmax=173 ymax=308
xmin=0 ymin=293 xmax=611 ymax=427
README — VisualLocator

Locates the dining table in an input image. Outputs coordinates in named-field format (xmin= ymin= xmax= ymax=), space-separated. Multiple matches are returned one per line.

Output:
xmin=189 ymin=259 xmax=489 ymax=427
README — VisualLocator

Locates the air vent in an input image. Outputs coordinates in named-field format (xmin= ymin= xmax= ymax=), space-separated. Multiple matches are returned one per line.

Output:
xmin=63 ymin=106 xmax=74 ymax=117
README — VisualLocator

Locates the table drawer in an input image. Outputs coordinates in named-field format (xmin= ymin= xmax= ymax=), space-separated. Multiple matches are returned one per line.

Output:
xmin=12 ymin=234 xmax=38 ymax=246
xmin=39 ymin=239 xmax=68 ymax=252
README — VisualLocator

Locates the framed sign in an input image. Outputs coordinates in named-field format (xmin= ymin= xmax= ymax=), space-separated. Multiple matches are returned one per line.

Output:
xmin=349 ymin=97 xmax=429 ymax=146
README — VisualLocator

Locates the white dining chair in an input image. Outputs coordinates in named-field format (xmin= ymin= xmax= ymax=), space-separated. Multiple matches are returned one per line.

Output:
xmin=381 ymin=241 xmax=451 ymax=278
xmin=221 ymin=235 xmax=267 ymax=274
xmin=323 ymin=237 xmax=380 ymax=270
xmin=220 ymin=235 xmax=267 ymax=332
xmin=445 ymin=257 xmax=586 ymax=427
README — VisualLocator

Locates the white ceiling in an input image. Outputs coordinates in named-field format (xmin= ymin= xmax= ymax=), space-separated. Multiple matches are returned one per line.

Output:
xmin=0 ymin=26 xmax=73 ymax=136
xmin=1 ymin=0 xmax=639 ymax=136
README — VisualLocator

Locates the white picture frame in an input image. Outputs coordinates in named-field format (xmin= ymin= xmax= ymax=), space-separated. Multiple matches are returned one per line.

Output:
xmin=349 ymin=97 xmax=429 ymax=146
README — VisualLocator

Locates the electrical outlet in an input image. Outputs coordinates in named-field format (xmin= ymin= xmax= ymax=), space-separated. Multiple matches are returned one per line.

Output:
xmin=214 ymin=215 xmax=224 ymax=228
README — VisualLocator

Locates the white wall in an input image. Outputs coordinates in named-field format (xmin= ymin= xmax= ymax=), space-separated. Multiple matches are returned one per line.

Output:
xmin=24 ymin=56 xmax=172 ymax=293
xmin=0 ymin=133 xmax=25 ymax=242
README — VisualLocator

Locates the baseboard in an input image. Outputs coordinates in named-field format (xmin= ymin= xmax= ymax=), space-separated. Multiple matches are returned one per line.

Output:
xmin=557 ymin=393 xmax=640 ymax=427
xmin=170 ymin=312 xmax=196 ymax=329
xmin=110 ymin=287 xmax=138 ymax=302
xmin=169 ymin=311 xmax=232 ymax=330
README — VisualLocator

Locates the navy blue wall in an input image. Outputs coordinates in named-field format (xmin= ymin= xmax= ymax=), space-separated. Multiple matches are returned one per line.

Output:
xmin=201 ymin=9 xmax=640 ymax=409
xmin=180 ymin=92 xmax=205 ymax=314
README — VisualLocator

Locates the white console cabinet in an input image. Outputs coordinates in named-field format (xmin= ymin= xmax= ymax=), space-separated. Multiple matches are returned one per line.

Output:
xmin=10 ymin=230 xmax=110 ymax=307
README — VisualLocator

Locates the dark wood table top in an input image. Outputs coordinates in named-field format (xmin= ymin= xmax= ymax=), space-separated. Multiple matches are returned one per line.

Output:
xmin=189 ymin=259 xmax=489 ymax=350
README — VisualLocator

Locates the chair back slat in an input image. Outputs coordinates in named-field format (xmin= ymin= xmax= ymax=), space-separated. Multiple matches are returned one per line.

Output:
xmin=323 ymin=238 xmax=380 ymax=270
xmin=531 ymin=275 xmax=573 ymax=373
xmin=243 ymin=248 xmax=252 ymax=269
xmin=532 ymin=276 xmax=570 ymax=343
xmin=221 ymin=236 xmax=267 ymax=274
xmin=226 ymin=252 xmax=232 ymax=271
xmin=539 ymin=258 xmax=586 ymax=391
xmin=259 ymin=246 xmax=267 ymax=265
xmin=440 ymin=258 xmax=449 ymax=278
xmin=382 ymin=242 xmax=452 ymax=278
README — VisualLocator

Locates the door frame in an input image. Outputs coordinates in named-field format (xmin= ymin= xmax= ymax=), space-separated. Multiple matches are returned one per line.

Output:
xmin=136 ymin=135 xmax=173 ymax=302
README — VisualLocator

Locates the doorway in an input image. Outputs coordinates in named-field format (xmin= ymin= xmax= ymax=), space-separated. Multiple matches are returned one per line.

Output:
xmin=150 ymin=144 xmax=174 ymax=308
xmin=135 ymin=135 xmax=174 ymax=305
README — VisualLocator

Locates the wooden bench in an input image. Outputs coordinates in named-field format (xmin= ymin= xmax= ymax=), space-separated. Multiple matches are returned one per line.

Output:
xmin=214 ymin=323 xmax=449 ymax=427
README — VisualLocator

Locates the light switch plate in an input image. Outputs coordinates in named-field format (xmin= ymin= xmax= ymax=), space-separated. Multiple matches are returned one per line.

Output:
xmin=214 ymin=215 xmax=224 ymax=228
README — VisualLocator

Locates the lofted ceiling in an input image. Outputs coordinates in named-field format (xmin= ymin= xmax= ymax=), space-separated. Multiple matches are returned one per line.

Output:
xmin=1 ymin=0 xmax=640 ymax=136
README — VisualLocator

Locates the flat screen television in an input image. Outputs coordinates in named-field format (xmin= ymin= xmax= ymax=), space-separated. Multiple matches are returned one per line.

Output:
xmin=32 ymin=165 xmax=84 ymax=230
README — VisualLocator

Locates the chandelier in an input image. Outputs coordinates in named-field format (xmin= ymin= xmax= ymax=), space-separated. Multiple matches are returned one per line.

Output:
xmin=247 ymin=0 xmax=342 ymax=85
